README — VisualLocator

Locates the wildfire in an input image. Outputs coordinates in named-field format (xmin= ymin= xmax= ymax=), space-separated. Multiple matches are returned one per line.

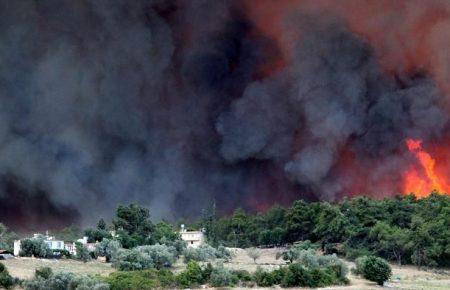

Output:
xmin=404 ymin=138 xmax=450 ymax=197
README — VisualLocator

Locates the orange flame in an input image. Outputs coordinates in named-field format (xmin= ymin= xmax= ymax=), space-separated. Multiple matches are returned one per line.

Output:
xmin=404 ymin=138 xmax=450 ymax=197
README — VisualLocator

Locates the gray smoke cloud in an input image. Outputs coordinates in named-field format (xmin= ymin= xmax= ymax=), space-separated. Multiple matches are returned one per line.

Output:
xmin=0 ymin=1 xmax=448 ymax=228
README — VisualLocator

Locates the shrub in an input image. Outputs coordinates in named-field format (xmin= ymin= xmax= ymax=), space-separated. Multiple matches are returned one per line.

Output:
xmin=253 ymin=267 xmax=275 ymax=287
xmin=216 ymin=245 xmax=233 ymax=261
xmin=183 ymin=244 xmax=217 ymax=262
xmin=183 ymin=244 xmax=231 ymax=263
xmin=231 ymin=270 xmax=252 ymax=282
xmin=271 ymin=267 xmax=288 ymax=284
xmin=107 ymin=270 xmax=176 ymax=290
xmin=246 ymin=247 xmax=261 ymax=264
xmin=136 ymin=244 xmax=176 ymax=269
xmin=201 ymin=262 xmax=214 ymax=282
xmin=295 ymin=249 xmax=320 ymax=268
xmin=276 ymin=241 xmax=318 ymax=263
xmin=309 ymin=267 xmax=336 ymax=287
xmin=209 ymin=264 xmax=237 ymax=287
xmin=95 ymin=239 xmax=121 ymax=262
xmin=75 ymin=242 xmax=91 ymax=263
xmin=0 ymin=262 xmax=14 ymax=289
xmin=354 ymin=256 xmax=368 ymax=275
xmin=281 ymin=263 xmax=313 ymax=287
xmin=345 ymin=247 xmax=373 ymax=260
xmin=112 ymin=248 xmax=154 ymax=271
xmin=51 ymin=249 xmax=71 ymax=259
xmin=19 ymin=238 xmax=51 ymax=258
xmin=358 ymin=256 xmax=392 ymax=285
xmin=72 ymin=276 xmax=109 ymax=290
xmin=317 ymin=254 xmax=349 ymax=280
xmin=23 ymin=272 xmax=106 ymax=290
xmin=35 ymin=267 xmax=53 ymax=279
xmin=176 ymin=261 xmax=204 ymax=288
xmin=163 ymin=239 xmax=186 ymax=257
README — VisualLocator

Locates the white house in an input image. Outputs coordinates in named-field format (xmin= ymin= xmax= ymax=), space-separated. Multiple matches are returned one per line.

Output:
xmin=13 ymin=231 xmax=97 ymax=257
xmin=14 ymin=232 xmax=65 ymax=256
xmin=179 ymin=224 xmax=205 ymax=248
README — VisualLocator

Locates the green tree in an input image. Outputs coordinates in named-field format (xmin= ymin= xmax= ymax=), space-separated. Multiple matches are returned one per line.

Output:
xmin=285 ymin=201 xmax=321 ymax=243
xmin=113 ymin=204 xmax=155 ymax=247
xmin=246 ymin=247 xmax=261 ymax=264
xmin=20 ymin=238 xmax=51 ymax=258
xmin=0 ymin=262 xmax=14 ymax=289
xmin=359 ymin=256 xmax=392 ymax=286
xmin=75 ymin=242 xmax=91 ymax=263
xmin=314 ymin=203 xmax=351 ymax=247
xmin=97 ymin=218 xmax=107 ymax=230
xmin=370 ymin=222 xmax=411 ymax=265
xmin=153 ymin=221 xmax=179 ymax=243
xmin=95 ymin=238 xmax=121 ymax=262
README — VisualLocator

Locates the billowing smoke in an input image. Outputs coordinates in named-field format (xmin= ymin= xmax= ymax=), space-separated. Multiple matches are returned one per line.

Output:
xmin=0 ymin=0 xmax=449 ymax=229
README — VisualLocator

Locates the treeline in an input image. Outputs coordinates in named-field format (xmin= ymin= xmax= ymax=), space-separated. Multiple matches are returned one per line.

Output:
xmin=202 ymin=192 xmax=450 ymax=268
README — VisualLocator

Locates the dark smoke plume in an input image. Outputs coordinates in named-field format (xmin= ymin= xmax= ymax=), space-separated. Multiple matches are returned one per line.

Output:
xmin=0 ymin=0 xmax=448 ymax=228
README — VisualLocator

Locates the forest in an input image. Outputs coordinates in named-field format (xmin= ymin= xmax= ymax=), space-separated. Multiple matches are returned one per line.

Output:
xmin=201 ymin=192 xmax=450 ymax=268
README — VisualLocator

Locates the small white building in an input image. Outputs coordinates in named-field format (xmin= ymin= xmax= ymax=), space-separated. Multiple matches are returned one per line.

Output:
xmin=14 ymin=232 xmax=65 ymax=256
xmin=179 ymin=224 xmax=205 ymax=248
xmin=13 ymin=231 xmax=97 ymax=257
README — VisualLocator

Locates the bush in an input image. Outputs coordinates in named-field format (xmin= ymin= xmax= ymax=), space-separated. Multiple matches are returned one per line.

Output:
xmin=309 ymin=267 xmax=336 ymax=287
xmin=231 ymin=270 xmax=252 ymax=282
xmin=246 ymin=247 xmax=261 ymax=264
xmin=136 ymin=244 xmax=176 ymax=269
xmin=358 ymin=256 xmax=392 ymax=285
xmin=216 ymin=245 xmax=233 ymax=261
xmin=271 ymin=267 xmax=288 ymax=284
xmin=176 ymin=261 xmax=204 ymax=288
xmin=75 ymin=242 xmax=91 ymax=263
xmin=183 ymin=244 xmax=231 ymax=263
xmin=317 ymin=254 xmax=349 ymax=281
xmin=0 ymin=262 xmax=14 ymax=289
xmin=354 ymin=256 xmax=368 ymax=275
xmin=24 ymin=272 xmax=107 ymax=290
xmin=281 ymin=263 xmax=313 ymax=287
xmin=95 ymin=239 xmax=121 ymax=262
xmin=20 ymin=238 xmax=52 ymax=258
xmin=112 ymin=248 xmax=154 ymax=271
xmin=209 ymin=264 xmax=237 ymax=287
xmin=107 ymin=270 xmax=176 ymax=290
xmin=345 ymin=247 xmax=373 ymax=260
xmin=253 ymin=267 xmax=275 ymax=287
xmin=35 ymin=267 xmax=53 ymax=279
xmin=51 ymin=249 xmax=72 ymax=259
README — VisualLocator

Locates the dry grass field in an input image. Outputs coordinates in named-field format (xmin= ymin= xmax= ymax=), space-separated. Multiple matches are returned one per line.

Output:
xmin=3 ymin=248 xmax=450 ymax=289
xmin=2 ymin=257 xmax=114 ymax=280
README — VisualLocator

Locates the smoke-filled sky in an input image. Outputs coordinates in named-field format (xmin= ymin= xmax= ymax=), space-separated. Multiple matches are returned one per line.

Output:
xmin=1 ymin=0 xmax=450 ymax=230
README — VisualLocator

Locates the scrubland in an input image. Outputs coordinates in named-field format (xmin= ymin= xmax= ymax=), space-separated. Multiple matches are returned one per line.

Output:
xmin=3 ymin=247 xmax=450 ymax=289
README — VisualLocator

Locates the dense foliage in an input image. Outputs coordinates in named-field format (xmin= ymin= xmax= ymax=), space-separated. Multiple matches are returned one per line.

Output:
xmin=203 ymin=193 xmax=450 ymax=268
xmin=354 ymin=256 xmax=392 ymax=285
xmin=106 ymin=257 xmax=347 ymax=289
xmin=183 ymin=244 xmax=232 ymax=263
xmin=24 ymin=270 xmax=108 ymax=290
xmin=0 ymin=223 xmax=17 ymax=253
xmin=19 ymin=237 xmax=51 ymax=258
xmin=112 ymin=244 xmax=178 ymax=271
xmin=0 ymin=262 xmax=15 ymax=289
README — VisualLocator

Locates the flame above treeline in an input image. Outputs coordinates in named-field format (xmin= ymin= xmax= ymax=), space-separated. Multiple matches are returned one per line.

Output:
xmin=1 ymin=0 xmax=450 ymax=229
xmin=404 ymin=139 xmax=450 ymax=198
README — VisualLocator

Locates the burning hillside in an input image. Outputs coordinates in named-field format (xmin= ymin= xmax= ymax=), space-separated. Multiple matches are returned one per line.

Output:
xmin=0 ymin=0 xmax=449 ymax=228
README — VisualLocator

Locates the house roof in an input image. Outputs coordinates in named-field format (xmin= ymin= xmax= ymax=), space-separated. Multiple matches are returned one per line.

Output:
xmin=0 ymin=250 xmax=13 ymax=255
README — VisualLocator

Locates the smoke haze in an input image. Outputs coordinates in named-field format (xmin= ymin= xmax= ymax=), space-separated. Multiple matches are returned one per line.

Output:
xmin=0 ymin=0 xmax=450 ymax=229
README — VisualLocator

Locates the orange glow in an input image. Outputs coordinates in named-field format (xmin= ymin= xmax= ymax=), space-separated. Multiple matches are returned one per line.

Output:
xmin=404 ymin=138 xmax=450 ymax=197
